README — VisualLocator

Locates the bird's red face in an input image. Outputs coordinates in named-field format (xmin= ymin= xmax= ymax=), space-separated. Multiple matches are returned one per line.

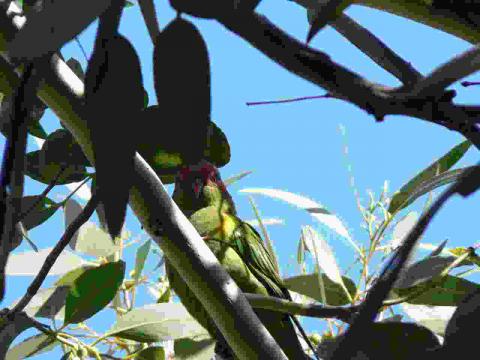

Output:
xmin=178 ymin=160 xmax=225 ymax=198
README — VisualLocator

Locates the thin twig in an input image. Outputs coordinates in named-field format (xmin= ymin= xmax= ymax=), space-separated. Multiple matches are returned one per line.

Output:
xmin=9 ymin=193 xmax=99 ymax=314
xmin=245 ymin=293 xmax=358 ymax=323
xmin=246 ymin=94 xmax=330 ymax=106
xmin=74 ymin=36 xmax=88 ymax=62
xmin=16 ymin=166 xmax=66 ymax=223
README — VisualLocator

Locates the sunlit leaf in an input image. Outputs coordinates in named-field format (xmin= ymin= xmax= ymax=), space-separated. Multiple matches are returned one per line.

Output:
xmin=5 ymin=333 xmax=58 ymax=360
xmin=224 ymin=170 xmax=252 ymax=187
xmin=301 ymin=225 xmax=344 ymax=287
xmin=388 ymin=141 xmax=471 ymax=214
xmin=105 ymin=303 xmax=208 ymax=342
xmin=239 ymin=188 xmax=351 ymax=241
xmin=134 ymin=240 xmax=152 ymax=282
xmin=284 ymin=273 xmax=356 ymax=306
xmin=6 ymin=248 xmax=90 ymax=276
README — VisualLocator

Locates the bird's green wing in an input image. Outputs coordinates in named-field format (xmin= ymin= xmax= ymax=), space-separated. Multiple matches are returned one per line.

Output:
xmin=230 ymin=219 xmax=288 ymax=299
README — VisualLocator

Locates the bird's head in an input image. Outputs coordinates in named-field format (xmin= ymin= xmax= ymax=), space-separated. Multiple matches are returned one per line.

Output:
xmin=177 ymin=160 xmax=226 ymax=200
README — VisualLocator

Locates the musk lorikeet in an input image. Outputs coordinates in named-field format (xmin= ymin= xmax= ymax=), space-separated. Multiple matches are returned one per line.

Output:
xmin=165 ymin=160 xmax=314 ymax=359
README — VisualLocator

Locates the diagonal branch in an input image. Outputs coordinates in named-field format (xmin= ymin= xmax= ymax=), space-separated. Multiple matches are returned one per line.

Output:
xmin=409 ymin=44 xmax=480 ymax=97
xmin=330 ymin=13 xmax=422 ymax=87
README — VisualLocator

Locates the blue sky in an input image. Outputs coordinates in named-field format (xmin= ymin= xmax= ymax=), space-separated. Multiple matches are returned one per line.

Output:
xmin=2 ymin=0 xmax=480 ymax=358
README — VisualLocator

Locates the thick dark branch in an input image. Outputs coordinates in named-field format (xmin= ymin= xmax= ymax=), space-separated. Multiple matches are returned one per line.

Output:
xmin=215 ymin=11 xmax=480 ymax=148
xmin=331 ymin=14 xmax=422 ymax=87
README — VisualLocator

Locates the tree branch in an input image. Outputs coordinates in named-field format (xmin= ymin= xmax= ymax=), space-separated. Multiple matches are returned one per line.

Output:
xmin=215 ymin=10 xmax=480 ymax=148
xmin=245 ymin=293 xmax=358 ymax=323
xmin=330 ymin=13 xmax=422 ymax=87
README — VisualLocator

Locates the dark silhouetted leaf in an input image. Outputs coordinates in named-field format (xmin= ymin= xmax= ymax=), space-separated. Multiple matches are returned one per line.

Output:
xmin=8 ymin=0 xmax=111 ymax=62
xmin=85 ymin=34 xmax=143 ymax=239
xmin=443 ymin=289 xmax=480 ymax=356
xmin=25 ymin=150 xmax=88 ymax=185
xmin=318 ymin=322 xmax=440 ymax=359
xmin=20 ymin=195 xmax=59 ymax=230
xmin=306 ymin=0 xmax=349 ymax=43
xmin=137 ymin=106 xmax=230 ymax=183
xmin=153 ymin=18 xmax=210 ymax=165
xmin=42 ymin=129 xmax=90 ymax=166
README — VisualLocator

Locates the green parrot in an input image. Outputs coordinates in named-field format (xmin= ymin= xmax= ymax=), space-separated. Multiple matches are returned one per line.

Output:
xmin=165 ymin=159 xmax=314 ymax=359
xmin=304 ymin=0 xmax=480 ymax=44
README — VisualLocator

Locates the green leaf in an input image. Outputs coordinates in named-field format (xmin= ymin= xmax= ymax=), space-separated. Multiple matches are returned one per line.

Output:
xmin=105 ymin=303 xmax=208 ymax=342
xmin=134 ymin=239 xmax=151 ymax=282
xmin=19 ymin=195 xmax=60 ymax=231
xmin=125 ymin=0 xmax=135 ymax=7
xmin=224 ymin=170 xmax=252 ymax=187
xmin=392 ymin=166 xmax=478 ymax=215
xmin=388 ymin=140 xmax=471 ymax=214
xmin=42 ymin=129 xmax=90 ymax=166
xmin=25 ymin=150 xmax=88 ymax=185
xmin=205 ymin=121 xmax=230 ymax=168
xmin=5 ymin=333 xmax=58 ymax=359
xmin=174 ymin=337 xmax=215 ymax=360
xmin=393 ymin=275 xmax=480 ymax=306
xmin=135 ymin=346 xmax=165 ymax=360
xmin=157 ymin=286 xmax=171 ymax=303
xmin=64 ymin=260 xmax=125 ymax=324
xmin=27 ymin=121 xmax=47 ymax=139
xmin=283 ymin=273 xmax=356 ymax=306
